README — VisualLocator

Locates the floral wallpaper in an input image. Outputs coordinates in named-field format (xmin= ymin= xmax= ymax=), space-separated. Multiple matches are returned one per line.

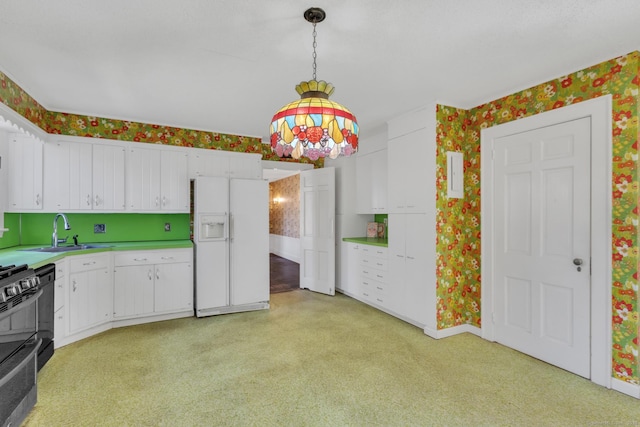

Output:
xmin=436 ymin=51 xmax=640 ymax=385
xmin=0 ymin=72 xmax=48 ymax=129
xmin=0 ymin=71 xmax=322 ymax=168
xmin=269 ymin=174 xmax=300 ymax=238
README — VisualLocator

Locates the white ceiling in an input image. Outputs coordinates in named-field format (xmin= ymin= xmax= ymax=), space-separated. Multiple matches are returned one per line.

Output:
xmin=1 ymin=0 xmax=639 ymax=143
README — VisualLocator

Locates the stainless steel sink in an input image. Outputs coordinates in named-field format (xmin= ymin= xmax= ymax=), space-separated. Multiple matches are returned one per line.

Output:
xmin=20 ymin=244 xmax=113 ymax=253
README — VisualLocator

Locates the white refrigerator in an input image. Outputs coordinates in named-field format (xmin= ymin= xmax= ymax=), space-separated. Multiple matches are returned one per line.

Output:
xmin=193 ymin=176 xmax=269 ymax=317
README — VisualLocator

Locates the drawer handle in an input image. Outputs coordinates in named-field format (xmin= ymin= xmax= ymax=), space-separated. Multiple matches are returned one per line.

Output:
xmin=376 ymin=274 xmax=383 ymax=279
xmin=362 ymin=270 xmax=369 ymax=274
xmin=134 ymin=258 xmax=148 ymax=262
xmin=160 ymin=257 xmax=174 ymax=260
xmin=396 ymin=254 xmax=404 ymax=258
xmin=362 ymin=281 xmax=369 ymax=285
xmin=376 ymin=286 xmax=383 ymax=290
xmin=363 ymin=292 xmax=369 ymax=297
xmin=407 ymin=256 xmax=415 ymax=260
xmin=82 ymin=261 xmax=96 ymax=266
xmin=376 ymin=263 xmax=383 ymax=266
xmin=376 ymin=298 xmax=384 ymax=303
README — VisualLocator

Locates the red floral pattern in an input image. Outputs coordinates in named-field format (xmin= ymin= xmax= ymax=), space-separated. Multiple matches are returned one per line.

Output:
xmin=436 ymin=51 xmax=639 ymax=386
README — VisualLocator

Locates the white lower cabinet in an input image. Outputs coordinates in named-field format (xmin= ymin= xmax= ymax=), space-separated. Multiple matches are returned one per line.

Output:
xmin=53 ymin=261 xmax=67 ymax=345
xmin=68 ymin=253 xmax=112 ymax=334
xmin=113 ymin=248 xmax=193 ymax=319
xmin=357 ymin=245 xmax=389 ymax=308
xmin=337 ymin=242 xmax=360 ymax=294
xmin=54 ymin=247 xmax=194 ymax=348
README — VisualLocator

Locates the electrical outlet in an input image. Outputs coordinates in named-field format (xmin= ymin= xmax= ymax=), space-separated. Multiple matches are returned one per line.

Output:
xmin=164 ymin=223 xmax=171 ymax=232
xmin=94 ymin=224 xmax=106 ymax=233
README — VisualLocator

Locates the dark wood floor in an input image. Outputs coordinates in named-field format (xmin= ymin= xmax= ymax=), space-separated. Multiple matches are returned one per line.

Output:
xmin=270 ymin=253 xmax=300 ymax=294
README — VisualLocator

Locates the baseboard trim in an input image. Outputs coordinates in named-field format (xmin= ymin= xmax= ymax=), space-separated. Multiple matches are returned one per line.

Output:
xmin=424 ymin=324 xmax=482 ymax=339
xmin=611 ymin=378 xmax=640 ymax=399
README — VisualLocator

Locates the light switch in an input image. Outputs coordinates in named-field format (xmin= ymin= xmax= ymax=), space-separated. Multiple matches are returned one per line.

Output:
xmin=447 ymin=151 xmax=464 ymax=199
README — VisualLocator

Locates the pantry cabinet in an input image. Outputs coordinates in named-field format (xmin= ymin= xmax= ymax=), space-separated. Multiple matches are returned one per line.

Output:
xmin=44 ymin=138 xmax=126 ymax=211
xmin=67 ymin=253 xmax=112 ymax=334
xmin=6 ymin=132 xmax=43 ymax=211
xmin=113 ymin=248 xmax=193 ymax=319
xmin=387 ymin=214 xmax=435 ymax=326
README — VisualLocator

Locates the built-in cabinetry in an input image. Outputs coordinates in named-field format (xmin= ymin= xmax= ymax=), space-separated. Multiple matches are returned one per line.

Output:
xmin=54 ymin=247 xmax=194 ymax=348
xmin=6 ymin=132 xmax=43 ymax=211
xmin=67 ymin=253 xmax=112 ymax=335
xmin=53 ymin=261 xmax=66 ymax=342
xmin=356 ymin=149 xmax=387 ymax=214
xmin=358 ymin=245 xmax=389 ymax=307
xmin=388 ymin=127 xmax=431 ymax=213
xmin=113 ymin=248 xmax=193 ymax=319
xmin=126 ymin=146 xmax=189 ymax=212
xmin=188 ymin=148 xmax=262 ymax=180
xmin=44 ymin=139 xmax=126 ymax=211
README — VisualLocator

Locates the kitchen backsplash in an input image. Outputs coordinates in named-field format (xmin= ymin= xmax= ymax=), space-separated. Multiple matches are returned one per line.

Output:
xmin=2 ymin=212 xmax=190 ymax=247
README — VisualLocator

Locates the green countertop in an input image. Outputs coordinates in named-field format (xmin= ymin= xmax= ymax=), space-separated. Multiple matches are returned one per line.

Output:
xmin=0 ymin=240 xmax=193 ymax=269
xmin=342 ymin=237 xmax=388 ymax=247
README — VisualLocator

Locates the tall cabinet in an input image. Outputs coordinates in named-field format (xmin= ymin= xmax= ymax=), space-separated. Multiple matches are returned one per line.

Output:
xmin=386 ymin=105 xmax=437 ymax=331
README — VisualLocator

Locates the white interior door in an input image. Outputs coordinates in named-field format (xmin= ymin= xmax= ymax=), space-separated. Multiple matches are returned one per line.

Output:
xmin=493 ymin=117 xmax=591 ymax=378
xmin=300 ymin=167 xmax=336 ymax=295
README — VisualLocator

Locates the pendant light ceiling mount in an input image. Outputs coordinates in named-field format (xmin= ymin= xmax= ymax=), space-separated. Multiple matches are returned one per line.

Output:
xmin=269 ymin=6 xmax=359 ymax=161
xmin=303 ymin=7 xmax=325 ymax=24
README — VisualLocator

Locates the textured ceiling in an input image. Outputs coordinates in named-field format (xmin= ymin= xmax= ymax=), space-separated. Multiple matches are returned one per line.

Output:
xmin=0 ymin=0 xmax=639 ymax=142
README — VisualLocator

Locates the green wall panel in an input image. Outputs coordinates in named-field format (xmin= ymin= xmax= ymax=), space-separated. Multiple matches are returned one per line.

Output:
xmin=0 ymin=213 xmax=21 ymax=249
xmin=19 ymin=213 xmax=190 ymax=246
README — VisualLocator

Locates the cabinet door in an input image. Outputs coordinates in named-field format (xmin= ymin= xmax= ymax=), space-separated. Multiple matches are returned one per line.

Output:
xmin=338 ymin=242 xmax=360 ymax=294
xmin=7 ymin=133 xmax=43 ymax=210
xmin=154 ymin=262 xmax=193 ymax=313
xmin=387 ymin=214 xmax=407 ymax=313
xmin=127 ymin=147 xmax=161 ymax=210
xmin=71 ymin=269 xmax=111 ymax=332
xmin=160 ymin=150 xmax=189 ymax=211
xmin=44 ymin=140 xmax=93 ymax=211
xmin=188 ymin=150 xmax=229 ymax=178
xmin=93 ymin=144 xmax=126 ymax=211
xmin=113 ymin=265 xmax=154 ymax=318
xmin=371 ymin=149 xmax=388 ymax=212
xmin=403 ymin=128 xmax=430 ymax=213
xmin=356 ymin=153 xmax=372 ymax=214
xmin=402 ymin=214 xmax=430 ymax=324
xmin=229 ymin=155 xmax=261 ymax=179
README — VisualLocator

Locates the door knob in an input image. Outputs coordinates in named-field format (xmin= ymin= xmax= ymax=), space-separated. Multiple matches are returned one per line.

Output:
xmin=573 ymin=258 xmax=583 ymax=266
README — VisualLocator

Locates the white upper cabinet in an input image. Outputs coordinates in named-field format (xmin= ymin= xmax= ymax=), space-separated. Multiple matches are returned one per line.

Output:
xmin=188 ymin=148 xmax=261 ymax=179
xmin=387 ymin=106 xmax=436 ymax=214
xmin=44 ymin=138 xmax=125 ymax=212
xmin=7 ymin=132 xmax=43 ymax=211
xmin=356 ymin=149 xmax=387 ymax=214
xmin=160 ymin=150 xmax=189 ymax=211
xmin=126 ymin=146 xmax=188 ymax=212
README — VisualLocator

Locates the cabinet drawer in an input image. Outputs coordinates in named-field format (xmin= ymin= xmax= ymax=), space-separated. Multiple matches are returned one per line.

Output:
xmin=361 ymin=257 xmax=387 ymax=270
xmin=360 ymin=246 xmax=388 ymax=259
xmin=114 ymin=249 xmax=192 ymax=266
xmin=68 ymin=254 xmax=109 ymax=272
xmin=55 ymin=262 xmax=66 ymax=279
xmin=54 ymin=279 xmax=65 ymax=312
xmin=360 ymin=267 xmax=387 ymax=283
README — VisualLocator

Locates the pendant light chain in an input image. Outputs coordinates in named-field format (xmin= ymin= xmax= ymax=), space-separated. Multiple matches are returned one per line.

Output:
xmin=312 ymin=22 xmax=317 ymax=81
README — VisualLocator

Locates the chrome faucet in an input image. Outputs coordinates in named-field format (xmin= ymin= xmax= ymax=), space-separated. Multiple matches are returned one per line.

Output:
xmin=52 ymin=213 xmax=71 ymax=248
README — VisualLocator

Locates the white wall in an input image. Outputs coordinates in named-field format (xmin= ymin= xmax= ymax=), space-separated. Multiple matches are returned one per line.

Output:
xmin=269 ymin=234 xmax=300 ymax=263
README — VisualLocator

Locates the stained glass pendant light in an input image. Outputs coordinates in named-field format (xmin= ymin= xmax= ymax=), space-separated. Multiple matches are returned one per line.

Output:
xmin=270 ymin=7 xmax=359 ymax=160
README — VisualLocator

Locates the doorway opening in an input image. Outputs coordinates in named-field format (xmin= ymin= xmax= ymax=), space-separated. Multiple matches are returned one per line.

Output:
xmin=263 ymin=163 xmax=310 ymax=294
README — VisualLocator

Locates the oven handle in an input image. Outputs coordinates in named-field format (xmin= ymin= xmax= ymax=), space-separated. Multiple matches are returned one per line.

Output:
xmin=0 ymin=289 xmax=43 ymax=323
xmin=0 ymin=338 xmax=42 ymax=389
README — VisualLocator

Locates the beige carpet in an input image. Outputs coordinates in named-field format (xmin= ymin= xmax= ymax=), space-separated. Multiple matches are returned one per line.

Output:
xmin=24 ymin=290 xmax=640 ymax=426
